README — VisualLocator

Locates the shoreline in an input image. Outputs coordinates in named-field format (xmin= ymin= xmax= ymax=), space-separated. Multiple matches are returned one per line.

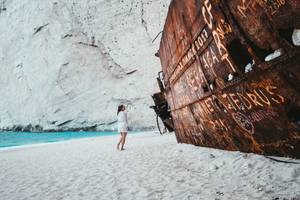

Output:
xmin=0 ymin=131 xmax=157 ymax=152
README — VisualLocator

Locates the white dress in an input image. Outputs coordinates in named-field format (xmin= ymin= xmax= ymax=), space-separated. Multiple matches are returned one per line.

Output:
xmin=117 ymin=111 xmax=128 ymax=132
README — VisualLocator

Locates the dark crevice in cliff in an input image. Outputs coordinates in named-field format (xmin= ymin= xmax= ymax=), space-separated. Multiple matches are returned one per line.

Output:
xmin=76 ymin=41 xmax=98 ymax=48
xmin=0 ymin=0 xmax=6 ymax=14
xmin=107 ymin=120 xmax=117 ymax=125
xmin=15 ymin=63 xmax=23 ymax=68
xmin=140 ymin=0 xmax=151 ymax=38
xmin=33 ymin=23 xmax=49 ymax=36
xmin=126 ymin=69 xmax=137 ymax=75
xmin=54 ymin=108 xmax=61 ymax=114
xmin=57 ymin=120 xmax=73 ymax=127
xmin=62 ymin=34 xmax=73 ymax=39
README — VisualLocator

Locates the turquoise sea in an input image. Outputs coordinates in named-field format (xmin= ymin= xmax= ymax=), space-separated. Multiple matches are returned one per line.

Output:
xmin=0 ymin=131 xmax=122 ymax=148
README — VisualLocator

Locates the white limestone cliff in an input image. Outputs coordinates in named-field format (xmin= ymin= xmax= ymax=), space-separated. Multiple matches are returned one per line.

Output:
xmin=0 ymin=0 xmax=170 ymax=131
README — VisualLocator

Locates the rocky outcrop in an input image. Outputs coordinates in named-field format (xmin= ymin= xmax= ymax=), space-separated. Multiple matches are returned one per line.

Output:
xmin=0 ymin=0 xmax=170 ymax=131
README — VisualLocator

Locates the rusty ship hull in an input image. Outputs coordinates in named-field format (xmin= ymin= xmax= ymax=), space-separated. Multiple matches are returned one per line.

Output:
xmin=157 ymin=0 xmax=300 ymax=158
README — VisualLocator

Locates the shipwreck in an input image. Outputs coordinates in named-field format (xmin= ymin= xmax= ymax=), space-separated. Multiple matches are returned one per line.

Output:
xmin=151 ymin=0 xmax=300 ymax=158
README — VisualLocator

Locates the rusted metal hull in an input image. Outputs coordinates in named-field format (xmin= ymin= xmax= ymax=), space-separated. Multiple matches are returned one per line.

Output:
xmin=157 ymin=0 xmax=300 ymax=158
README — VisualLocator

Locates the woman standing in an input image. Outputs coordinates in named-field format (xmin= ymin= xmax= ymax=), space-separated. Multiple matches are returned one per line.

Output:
xmin=117 ymin=105 xmax=128 ymax=151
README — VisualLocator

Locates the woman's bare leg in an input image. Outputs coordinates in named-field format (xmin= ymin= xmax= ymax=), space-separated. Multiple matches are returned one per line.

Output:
xmin=117 ymin=133 xmax=123 ymax=150
xmin=120 ymin=132 xmax=127 ymax=150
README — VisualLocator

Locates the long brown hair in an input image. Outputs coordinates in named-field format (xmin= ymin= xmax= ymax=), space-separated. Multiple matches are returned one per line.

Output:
xmin=117 ymin=105 xmax=124 ymax=115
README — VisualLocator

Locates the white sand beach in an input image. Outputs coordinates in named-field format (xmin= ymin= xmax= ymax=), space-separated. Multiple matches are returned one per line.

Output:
xmin=0 ymin=132 xmax=299 ymax=200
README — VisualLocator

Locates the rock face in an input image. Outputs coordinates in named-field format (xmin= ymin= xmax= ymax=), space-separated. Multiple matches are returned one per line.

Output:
xmin=0 ymin=0 xmax=170 ymax=131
